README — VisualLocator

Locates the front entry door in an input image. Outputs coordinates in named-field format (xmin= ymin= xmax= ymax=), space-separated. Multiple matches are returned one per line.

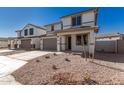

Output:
xmin=68 ymin=36 xmax=71 ymax=50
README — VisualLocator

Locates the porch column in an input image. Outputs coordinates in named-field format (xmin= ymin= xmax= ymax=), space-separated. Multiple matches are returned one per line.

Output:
xmin=61 ymin=36 xmax=66 ymax=51
xmin=17 ymin=40 xmax=20 ymax=48
xmin=40 ymin=39 xmax=43 ymax=50
xmin=89 ymin=31 xmax=96 ymax=56
xmin=57 ymin=36 xmax=61 ymax=51
xmin=11 ymin=40 xmax=14 ymax=49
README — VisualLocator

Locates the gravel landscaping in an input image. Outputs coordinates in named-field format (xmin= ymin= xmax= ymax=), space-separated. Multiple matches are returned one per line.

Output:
xmin=12 ymin=52 xmax=124 ymax=85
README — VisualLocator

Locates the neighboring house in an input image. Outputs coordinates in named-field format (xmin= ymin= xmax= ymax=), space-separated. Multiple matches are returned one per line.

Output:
xmin=95 ymin=33 xmax=124 ymax=53
xmin=0 ymin=38 xmax=8 ymax=48
xmin=41 ymin=8 xmax=99 ymax=55
xmin=8 ymin=24 xmax=46 ymax=50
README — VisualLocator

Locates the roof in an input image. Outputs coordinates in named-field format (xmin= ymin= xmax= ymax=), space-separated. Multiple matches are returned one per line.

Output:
xmin=28 ymin=24 xmax=46 ymax=30
xmin=96 ymin=33 xmax=121 ymax=39
xmin=60 ymin=8 xmax=98 ymax=18
xmin=16 ymin=23 xmax=46 ymax=32
xmin=44 ymin=22 xmax=62 ymax=27
xmin=56 ymin=26 xmax=99 ymax=33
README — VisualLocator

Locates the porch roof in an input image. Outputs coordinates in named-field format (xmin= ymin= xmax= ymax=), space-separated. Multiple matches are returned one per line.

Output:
xmin=56 ymin=26 xmax=99 ymax=35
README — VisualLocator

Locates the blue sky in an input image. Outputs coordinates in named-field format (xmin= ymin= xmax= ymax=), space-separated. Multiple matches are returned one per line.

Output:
xmin=0 ymin=7 xmax=124 ymax=37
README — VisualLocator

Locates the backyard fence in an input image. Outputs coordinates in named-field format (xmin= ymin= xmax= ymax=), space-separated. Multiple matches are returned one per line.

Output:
xmin=95 ymin=40 xmax=124 ymax=54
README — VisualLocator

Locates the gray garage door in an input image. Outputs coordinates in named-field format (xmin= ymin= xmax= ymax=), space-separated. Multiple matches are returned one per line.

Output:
xmin=21 ymin=39 xmax=31 ymax=49
xmin=43 ymin=38 xmax=57 ymax=50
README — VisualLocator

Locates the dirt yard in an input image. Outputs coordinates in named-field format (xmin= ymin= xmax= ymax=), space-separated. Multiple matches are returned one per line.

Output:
xmin=12 ymin=52 xmax=124 ymax=85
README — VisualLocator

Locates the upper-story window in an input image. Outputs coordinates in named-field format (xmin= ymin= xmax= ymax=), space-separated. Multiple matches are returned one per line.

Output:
xmin=29 ymin=28 xmax=34 ymax=35
xmin=51 ymin=25 xmax=54 ymax=31
xmin=24 ymin=29 xmax=28 ymax=36
xmin=72 ymin=15 xmax=82 ymax=26
xmin=19 ymin=32 xmax=21 ymax=37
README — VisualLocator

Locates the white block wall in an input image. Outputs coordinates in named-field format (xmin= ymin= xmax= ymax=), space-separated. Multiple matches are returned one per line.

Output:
xmin=0 ymin=40 xmax=8 ymax=48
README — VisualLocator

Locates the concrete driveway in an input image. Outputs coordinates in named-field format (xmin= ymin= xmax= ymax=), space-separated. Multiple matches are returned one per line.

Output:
xmin=0 ymin=50 xmax=62 ymax=85
xmin=7 ymin=51 xmax=62 ymax=61
xmin=0 ymin=49 xmax=14 ymax=53
xmin=0 ymin=56 xmax=27 ymax=85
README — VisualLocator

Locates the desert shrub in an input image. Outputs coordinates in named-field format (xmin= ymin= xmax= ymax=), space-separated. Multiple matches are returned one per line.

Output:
xmin=45 ymin=55 xmax=50 ymax=59
xmin=53 ymin=53 xmax=57 ymax=56
xmin=36 ymin=60 xmax=40 ymax=62
xmin=65 ymin=58 xmax=71 ymax=62
xmin=82 ymin=73 xmax=98 ymax=85
xmin=52 ymin=72 xmax=98 ymax=85
xmin=52 ymin=65 xmax=58 ymax=70
xmin=52 ymin=72 xmax=79 ymax=85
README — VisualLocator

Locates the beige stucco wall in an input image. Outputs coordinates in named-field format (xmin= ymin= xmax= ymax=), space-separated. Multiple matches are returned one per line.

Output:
xmin=61 ymin=11 xmax=95 ymax=30
xmin=54 ymin=23 xmax=62 ymax=31
xmin=19 ymin=25 xmax=46 ymax=37
xmin=82 ymin=11 xmax=95 ymax=26
xmin=61 ymin=17 xmax=72 ymax=29
xmin=31 ymin=38 xmax=41 ymax=49
xmin=0 ymin=40 xmax=8 ymax=48
xmin=45 ymin=23 xmax=61 ymax=32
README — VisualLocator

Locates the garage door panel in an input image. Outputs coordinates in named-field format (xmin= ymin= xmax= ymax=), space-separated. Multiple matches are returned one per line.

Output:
xmin=43 ymin=38 xmax=57 ymax=50
xmin=21 ymin=39 xmax=31 ymax=49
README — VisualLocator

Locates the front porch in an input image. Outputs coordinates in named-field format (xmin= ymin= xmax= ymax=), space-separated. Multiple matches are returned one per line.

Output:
xmin=56 ymin=27 xmax=97 ymax=55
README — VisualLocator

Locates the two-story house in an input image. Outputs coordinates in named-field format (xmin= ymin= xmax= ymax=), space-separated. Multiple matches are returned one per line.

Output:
xmin=8 ymin=24 xmax=46 ymax=50
xmin=41 ymin=8 xmax=99 ymax=55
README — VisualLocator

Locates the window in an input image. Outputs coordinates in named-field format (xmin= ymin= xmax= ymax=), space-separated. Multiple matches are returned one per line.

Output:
xmin=29 ymin=28 xmax=34 ymax=35
xmin=19 ymin=32 xmax=21 ymax=37
xmin=76 ymin=34 xmax=88 ymax=46
xmin=72 ymin=15 xmax=81 ymax=26
xmin=76 ymin=35 xmax=82 ymax=45
xmin=77 ymin=16 xmax=81 ymax=26
xmin=72 ymin=17 xmax=76 ymax=26
xmin=24 ymin=29 xmax=28 ymax=36
xmin=51 ymin=25 xmax=54 ymax=31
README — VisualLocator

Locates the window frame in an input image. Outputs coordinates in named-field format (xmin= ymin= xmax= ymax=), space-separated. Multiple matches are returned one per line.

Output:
xmin=76 ymin=35 xmax=82 ymax=45
xmin=76 ymin=34 xmax=88 ymax=46
xmin=29 ymin=28 xmax=34 ymax=35
xmin=51 ymin=25 xmax=54 ymax=31
xmin=24 ymin=29 xmax=28 ymax=36
xmin=72 ymin=15 xmax=82 ymax=26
